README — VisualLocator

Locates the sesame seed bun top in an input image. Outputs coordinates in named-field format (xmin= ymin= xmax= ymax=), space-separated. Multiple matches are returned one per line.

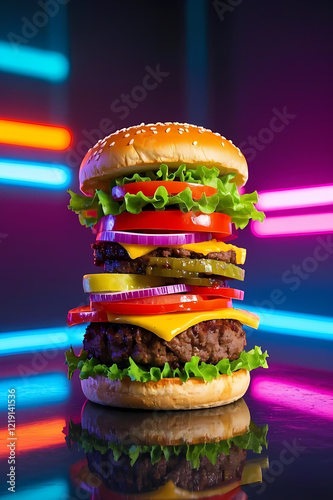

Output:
xmin=79 ymin=122 xmax=248 ymax=195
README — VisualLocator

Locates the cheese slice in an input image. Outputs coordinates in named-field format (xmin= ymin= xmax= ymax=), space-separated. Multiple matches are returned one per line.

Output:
xmin=105 ymin=308 xmax=259 ymax=341
xmin=120 ymin=243 xmax=158 ymax=259
xmin=120 ymin=239 xmax=246 ymax=264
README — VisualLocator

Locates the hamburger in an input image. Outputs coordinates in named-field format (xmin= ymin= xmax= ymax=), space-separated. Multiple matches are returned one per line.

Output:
xmin=65 ymin=121 xmax=268 ymax=410
xmin=67 ymin=398 xmax=268 ymax=499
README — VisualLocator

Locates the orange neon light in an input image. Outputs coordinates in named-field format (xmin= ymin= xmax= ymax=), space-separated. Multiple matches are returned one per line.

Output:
xmin=0 ymin=119 xmax=71 ymax=150
xmin=0 ymin=418 xmax=65 ymax=456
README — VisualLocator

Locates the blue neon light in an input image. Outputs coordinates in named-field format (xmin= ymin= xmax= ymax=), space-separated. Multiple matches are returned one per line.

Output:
xmin=242 ymin=305 xmax=333 ymax=341
xmin=0 ymin=373 xmax=70 ymax=410
xmin=0 ymin=325 xmax=85 ymax=356
xmin=0 ymin=41 xmax=69 ymax=82
xmin=0 ymin=159 xmax=72 ymax=189
xmin=1 ymin=480 xmax=68 ymax=500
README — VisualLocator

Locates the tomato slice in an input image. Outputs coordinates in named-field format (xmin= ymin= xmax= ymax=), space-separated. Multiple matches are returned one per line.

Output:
xmin=112 ymin=181 xmax=218 ymax=200
xmin=91 ymin=294 xmax=232 ymax=315
xmin=189 ymin=287 xmax=244 ymax=300
xmin=97 ymin=211 xmax=231 ymax=235
xmin=67 ymin=306 xmax=109 ymax=327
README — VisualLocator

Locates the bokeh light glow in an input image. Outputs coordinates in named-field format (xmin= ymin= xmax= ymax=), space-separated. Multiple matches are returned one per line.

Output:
xmin=0 ymin=119 xmax=71 ymax=150
xmin=257 ymin=184 xmax=333 ymax=211
xmin=0 ymin=41 xmax=69 ymax=82
xmin=0 ymin=159 xmax=72 ymax=189
xmin=252 ymin=213 xmax=333 ymax=237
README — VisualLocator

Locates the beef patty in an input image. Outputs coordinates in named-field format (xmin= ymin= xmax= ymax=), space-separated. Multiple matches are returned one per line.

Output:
xmin=87 ymin=445 xmax=246 ymax=495
xmin=93 ymin=241 xmax=237 ymax=274
xmin=83 ymin=319 xmax=246 ymax=369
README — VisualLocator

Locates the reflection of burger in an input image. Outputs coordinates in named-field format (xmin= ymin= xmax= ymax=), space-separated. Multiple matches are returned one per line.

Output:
xmin=65 ymin=122 xmax=268 ymax=409
xmin=68 ymin=399 xmax=268 ymax=500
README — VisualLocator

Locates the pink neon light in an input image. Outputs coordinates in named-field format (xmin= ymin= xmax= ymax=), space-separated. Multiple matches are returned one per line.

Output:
xmin=252 ymin=378 xmax=333 ymax=420
xmin=252 ymin=212 xmax=333 ymax=237
xmin=257 ymin=184 xmax=333 ymax=212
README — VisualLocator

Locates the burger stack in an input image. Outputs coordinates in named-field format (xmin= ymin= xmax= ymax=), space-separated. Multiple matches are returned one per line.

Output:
xmin=65 ymin=121 xmax=268 ymax=410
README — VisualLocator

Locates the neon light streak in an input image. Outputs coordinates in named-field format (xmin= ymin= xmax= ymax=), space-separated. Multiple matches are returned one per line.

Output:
xmin=0 ymin=325 xmax=85 ymax=356
xmin=1 ymin=480 xmax=68 ymax=500
xmin=251 ymin=213 xmax=333 ymax=237
xmin=0 ymin=159 xmax=72 ymax=189
xmin=0 ymin=41 xmax=69 ymax=82
xmin=252 ymin=378 xmax=333 ymax=420
xmin=239 ymin=305 xmax=333 ymax=341
xmin=257 ymin=184 xmax=333 ymax=211
xmin=0 ymin=418 xmax=65 ymax=457
xmin=0 ymin=119 xmax=71 ymax=150
xmin=0 ymin=373 xmax=70 ymax=410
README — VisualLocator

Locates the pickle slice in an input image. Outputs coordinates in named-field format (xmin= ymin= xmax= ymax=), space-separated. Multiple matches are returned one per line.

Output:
xmin=148 ymin=257 xmax=244 ymax=281
xmin=146 ymin=267 xmax=200 ymax=279
xmin=180 ymin=277 xmax=230 ymax=287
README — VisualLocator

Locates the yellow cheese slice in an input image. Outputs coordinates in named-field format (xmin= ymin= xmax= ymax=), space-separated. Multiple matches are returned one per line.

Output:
xmin=120 ymin=243 xmax=158 ymax=259
xmin=120 ymin=240 xmax=246 ymax=264
xmin=105 ymin=308 xmax=259 ymax=341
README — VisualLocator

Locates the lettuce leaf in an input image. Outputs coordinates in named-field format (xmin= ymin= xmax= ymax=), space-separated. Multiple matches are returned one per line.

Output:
xmin=65 ymin=346 xmax=268 ymax=383
xmin=67 ymin=419 xmax=268 ymax=469
xmin=68 ymin=164 xmax=265 ymax=229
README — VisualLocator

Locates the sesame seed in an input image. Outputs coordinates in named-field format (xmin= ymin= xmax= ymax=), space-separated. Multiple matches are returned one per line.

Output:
xmin=178 ymin=128 xmax=184 ymax=131
xmin=128 ymin=139 xmax=134 ymax=145
xmin=185 ymin=128 xmax=189 ymax=133
xmin=141 ymin=129 xmax=146 ymax=133
xmin=214 ymin=132 xmax=220 ymax=136
xmin=98 ymin=149 xmax=103 ymax=154
xmin=136 ymin=130 xmax=141 ymax=134
xmin=198 ymin=129 xmax=204 ymax=133
xmin=124 ymin=133 xmax=130 ymax=137
xmin=221 ymin=142 xmax=225 ymax=147
xmin=140 ymin=122 xmax=145 ymax=126
xmin=178 ymin=130 xmax=183 ymax=134
xmin=192 ymin=141 xmax=198 ymax=146
xmin=152 ymin=130 xmax=158 ymax=134
xmin=165 ymin=127 xmax=171 ymax=133
xmin=165 ymin=122 xmax=172 ymax=125
xmin=95 ymin=154 xmax=100 ymax=160
xmin=238 ymin=151 xmax=242 ymax=156
xmin=229 ymin=140 xmax=233 ymax=144
xmin=93 ymin=151 xmax=98 ymax=156
xmin=109 ymin=142 xmax=115 ymax=147
xmin=221 ymin=136 xmax=226 ymax=140
xmin=150 ymin=127 xmax=157 ymax=130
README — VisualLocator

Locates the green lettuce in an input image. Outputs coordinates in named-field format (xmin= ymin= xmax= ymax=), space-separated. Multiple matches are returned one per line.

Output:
xmin=65 ymin=346 xmax=268 ymax=383
xmin=67 ymin=419 xmax=268 ymax=469
xmin=68 ymin=164 xmax=265 ymax=229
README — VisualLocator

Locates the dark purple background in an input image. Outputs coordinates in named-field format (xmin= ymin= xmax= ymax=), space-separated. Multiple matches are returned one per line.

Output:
xmin=0 ymin=0 xmax=332 ymax=332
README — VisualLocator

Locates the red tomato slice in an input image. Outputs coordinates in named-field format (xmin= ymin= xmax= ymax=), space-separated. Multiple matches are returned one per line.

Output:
xmin=189 ymin=287 xmax=244 ymax=300
xmin=112 ymin=181 xmax=218 ymax=200
xmin=67 ymin=306 xmax=109 ymax=327
xmin=91 ymin=294 xmax=232 ymax=315
xmin=99 ymin=211 xmax=231 ymax=235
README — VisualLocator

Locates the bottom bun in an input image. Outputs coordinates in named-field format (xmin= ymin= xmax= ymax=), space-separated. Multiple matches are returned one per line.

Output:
xmin=80 ymin=370 xmax=250 ymax=410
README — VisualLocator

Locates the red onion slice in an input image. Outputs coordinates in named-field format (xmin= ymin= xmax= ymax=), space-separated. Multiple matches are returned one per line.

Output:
xmin=95 ymin=230 xmax=212 ymax=246
xmin=90 ymin=283 xmax=191 ymax=303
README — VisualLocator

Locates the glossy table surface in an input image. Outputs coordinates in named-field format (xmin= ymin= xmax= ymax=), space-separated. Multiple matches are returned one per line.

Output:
xmin=1 ymin=344 xmax=332 ymax=500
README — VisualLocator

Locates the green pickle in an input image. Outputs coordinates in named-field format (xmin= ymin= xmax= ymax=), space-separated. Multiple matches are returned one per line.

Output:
xmin=147 ymin=257 xmax=244 ymax=281
xmin=146 ymin=267 xmax=200 ymax=279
